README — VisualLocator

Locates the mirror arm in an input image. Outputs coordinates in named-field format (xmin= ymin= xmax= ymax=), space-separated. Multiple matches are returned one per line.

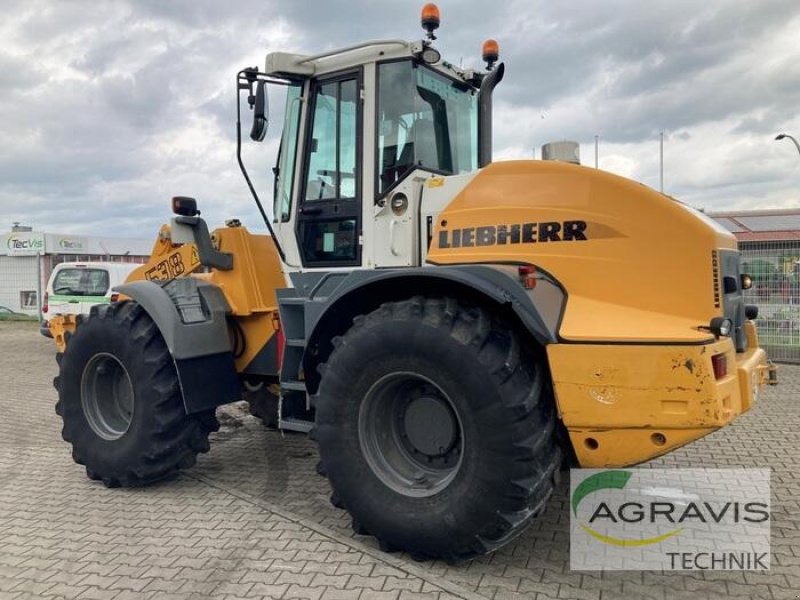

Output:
xmin=235 ymin=68 xmax=287 ymax=263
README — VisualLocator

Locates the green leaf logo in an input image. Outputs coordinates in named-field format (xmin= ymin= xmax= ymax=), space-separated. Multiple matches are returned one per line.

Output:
xmin=572 ymin=470 xmax=682 ymax=547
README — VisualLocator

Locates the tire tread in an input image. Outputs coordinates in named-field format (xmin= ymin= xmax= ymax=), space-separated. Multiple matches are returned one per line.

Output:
xmin=315 ymin=296 xmax=562 ymax=560
xmin=56 ymin=301 xmax=218 ymax=487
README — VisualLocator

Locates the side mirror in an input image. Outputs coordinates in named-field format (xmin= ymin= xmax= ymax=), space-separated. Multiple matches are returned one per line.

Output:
xmin=250 ymin=80 xmax=268 ymax=142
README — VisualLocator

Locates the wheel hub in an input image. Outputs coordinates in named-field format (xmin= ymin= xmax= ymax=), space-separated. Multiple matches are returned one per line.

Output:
xmin=402 ymin=395 xmax=457 ymax=457
xmin=80 ymin=353 xmax=134 ymax=441
xmin=359 ymin=372 xmax=463 ymax=498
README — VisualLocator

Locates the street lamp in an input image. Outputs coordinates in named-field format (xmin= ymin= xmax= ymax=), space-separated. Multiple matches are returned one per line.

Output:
xmin=775 ymin=133 xmax=800 ymax=156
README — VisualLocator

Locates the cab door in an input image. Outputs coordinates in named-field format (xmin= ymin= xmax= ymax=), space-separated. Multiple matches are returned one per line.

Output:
xmin=296 ymin=70 xmax=362 ymax=268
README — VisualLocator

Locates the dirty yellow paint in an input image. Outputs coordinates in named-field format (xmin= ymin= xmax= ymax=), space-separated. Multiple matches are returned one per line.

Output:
xmin=51 ymin=224 xmax=286 ymax=375
xmin=49 ymin=313 xmax=78 ymax=353
xmin=192 ymin=226 xmax=286 ymax=371
xmin=427 ymin=177 xmax=445 ymax=188
xmin=548 ymin=336 xmax=769 ymax=467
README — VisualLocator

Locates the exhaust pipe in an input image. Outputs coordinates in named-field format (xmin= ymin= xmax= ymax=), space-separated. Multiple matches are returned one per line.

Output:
xmin=478 ymin=62 xmax=504 ymax=168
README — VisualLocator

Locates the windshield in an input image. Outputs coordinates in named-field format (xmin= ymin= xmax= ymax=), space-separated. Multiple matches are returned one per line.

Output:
xmin=377 ymin=60 xmax=477 ymax=197
xmin=274 ymin=83 xmax=303 ymax=222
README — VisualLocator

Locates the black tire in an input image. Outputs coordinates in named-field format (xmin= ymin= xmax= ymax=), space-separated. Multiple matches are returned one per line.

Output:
xmin=54 ymin=301 xmax=219 ymax=487
xmin=314 ymin=296 xmax=562 ymax=561
xmin=245 ymin=384 xmax=280 ymax=428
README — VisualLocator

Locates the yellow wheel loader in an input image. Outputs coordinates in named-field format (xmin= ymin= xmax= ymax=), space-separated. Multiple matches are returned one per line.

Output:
xmin=52 ymin=5 xmax=776 ymax=560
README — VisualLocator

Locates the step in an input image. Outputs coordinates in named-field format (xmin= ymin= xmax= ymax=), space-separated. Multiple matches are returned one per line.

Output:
xmin=279 ymin=417 xmax=313 ymax=433
xmin=280 ymin=381 xmax=307 ymax=392
xmin=278 ymin=297 xmax=306 ymax=305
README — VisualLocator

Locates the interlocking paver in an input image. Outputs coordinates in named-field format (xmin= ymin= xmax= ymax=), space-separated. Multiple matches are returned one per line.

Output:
xmin=318 ymin=588 xmax=365 ymax=600
xmin=310 ymin=573 xmax=350 ymax=588
xmin=245 ymin=583 xmax=291 ymax=597
xmin=359 ymin=591 xmax=401 ymax=600
xmin=276 ymin=571 xmax=316 ymax=587
xmin=383 ymin=577 xmax=423 ymax=593
xmin=284 ymin=584 xmax=326 ymax=599
xmin=1 ymin=320 xmax=797 ymax=600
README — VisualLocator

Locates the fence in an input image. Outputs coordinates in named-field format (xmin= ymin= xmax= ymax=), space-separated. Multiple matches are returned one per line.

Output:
xmin=741 ymin=240 xmax=800 ymax=363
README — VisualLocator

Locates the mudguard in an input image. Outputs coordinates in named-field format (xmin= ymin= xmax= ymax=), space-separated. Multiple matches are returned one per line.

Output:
xmin=296 ymin=265 xmax=562 ymax=344
xmin=288 ymin=265 xmax=566 ymax=395
xmin=114 ymin=278 xmax=241 ymax=414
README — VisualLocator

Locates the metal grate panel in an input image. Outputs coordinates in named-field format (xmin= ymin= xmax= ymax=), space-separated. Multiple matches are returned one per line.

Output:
xmin=740 ymin=240 xmax=800 ymax=363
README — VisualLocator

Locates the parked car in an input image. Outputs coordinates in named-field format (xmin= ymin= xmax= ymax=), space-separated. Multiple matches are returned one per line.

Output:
xmin=40 ymin=262 xmax=137 ymax=337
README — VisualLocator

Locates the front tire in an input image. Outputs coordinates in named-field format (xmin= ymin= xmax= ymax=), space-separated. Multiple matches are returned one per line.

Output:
xmin=54 ymin=302 xmax=219 ymax=487
xmin=315 ymin=297 xmax=562 ymax=560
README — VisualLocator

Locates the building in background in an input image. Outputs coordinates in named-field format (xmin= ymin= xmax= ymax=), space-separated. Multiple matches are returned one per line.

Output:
xmin=0 ymin=225 xmax=151 ymax=315
xmin=709 ymin=208 xmax=800 ymax=363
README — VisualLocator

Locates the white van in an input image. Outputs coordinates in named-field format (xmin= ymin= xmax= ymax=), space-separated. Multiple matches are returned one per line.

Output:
xmin=40 ymin=262 xmax=138 ymax=337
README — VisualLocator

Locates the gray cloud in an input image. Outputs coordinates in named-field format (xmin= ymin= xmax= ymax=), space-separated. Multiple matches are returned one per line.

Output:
xmin=1 ymin=0 xmax=798 ymax=238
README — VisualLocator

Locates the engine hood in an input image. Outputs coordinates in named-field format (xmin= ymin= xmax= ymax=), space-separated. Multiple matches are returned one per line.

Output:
xmin=426 ymin=160 xmax=736 ymax=343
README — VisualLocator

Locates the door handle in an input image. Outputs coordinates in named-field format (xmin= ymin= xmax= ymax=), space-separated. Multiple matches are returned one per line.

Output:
xmin=390 ymin=220 xmax=401 ymax=256
xmin=68 ymin=300 xmax=79 ymax=304
xmin=299 ymin=207 xmax=322 ymax=215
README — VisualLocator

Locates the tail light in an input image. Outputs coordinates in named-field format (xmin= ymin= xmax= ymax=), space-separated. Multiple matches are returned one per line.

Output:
xmin=110 ymin=293 xmax=120 ymax=303
xmin=272 ymin=312 xmax=285 ymax=371
xmin=711 ymin=353 xmax=728 ymax=379
xmin=42 ymin=291 xmax=48 ymax=314
xmin=518 ymin=265 xmax=536 ymax=289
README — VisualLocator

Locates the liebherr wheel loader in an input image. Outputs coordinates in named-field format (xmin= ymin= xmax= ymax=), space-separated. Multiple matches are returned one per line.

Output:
xmin=52 ymin=5 xmax=776 ymax=560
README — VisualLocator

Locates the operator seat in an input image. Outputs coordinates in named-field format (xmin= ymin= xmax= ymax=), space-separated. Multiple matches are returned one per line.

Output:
xmin=397 ymin=117 xmax=439 ymax=172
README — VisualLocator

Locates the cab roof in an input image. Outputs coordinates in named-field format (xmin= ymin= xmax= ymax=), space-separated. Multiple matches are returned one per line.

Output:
xmin=264 ymin=39 xmax=478 ymax=87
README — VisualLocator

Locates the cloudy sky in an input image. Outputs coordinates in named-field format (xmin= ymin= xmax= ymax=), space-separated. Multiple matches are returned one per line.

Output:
xmin=1 ymin=0 xmax=799 ymax=238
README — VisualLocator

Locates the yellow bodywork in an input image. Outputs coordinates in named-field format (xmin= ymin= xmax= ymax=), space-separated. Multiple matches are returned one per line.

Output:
xmin=50 ymin=224 xmax=285 ymax=373
xmin=50 ymin=313 xmax=79 ymax=353
xmin=128 ymin=224 xmax=203 ymax=283
xmin=50 ymin=225 xmax=204 ymax=353
xmin=548 ymin=329 xmax=771 ymax=467
xmin=428 ymin=160 xmax=773 ymax=467
xmin=193 ymin=226 xmax=285 ymax=372
xmin=49 ymin=159 xmax=773 ymax=469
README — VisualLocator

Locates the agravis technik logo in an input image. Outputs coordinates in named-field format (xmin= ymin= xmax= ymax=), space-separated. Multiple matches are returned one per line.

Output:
xmin=570 ymin=468 xmax=770 ymax=571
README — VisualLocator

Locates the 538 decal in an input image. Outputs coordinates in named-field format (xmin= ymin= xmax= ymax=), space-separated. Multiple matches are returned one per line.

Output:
xmin=144 ymin=246 xmax=200 ymax=281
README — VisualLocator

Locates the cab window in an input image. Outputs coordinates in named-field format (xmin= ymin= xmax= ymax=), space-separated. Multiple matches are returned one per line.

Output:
xmin=377 ymin=61 xmax=477 ymax=197
xmin=274 ymin=83 xmax=303 ymax=222
xmin=304 ymin=79 xmax=358 ymax=201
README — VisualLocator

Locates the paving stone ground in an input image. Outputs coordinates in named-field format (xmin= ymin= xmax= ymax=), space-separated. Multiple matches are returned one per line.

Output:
xmin=1 ymin=320 xmax=797 ymax=600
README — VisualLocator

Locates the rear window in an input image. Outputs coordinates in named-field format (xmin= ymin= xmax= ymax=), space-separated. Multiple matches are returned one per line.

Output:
xmin=52 ymin=268 xmax=110 ymax=296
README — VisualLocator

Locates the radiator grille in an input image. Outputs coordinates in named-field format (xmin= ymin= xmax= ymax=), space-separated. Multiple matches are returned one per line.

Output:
xmin=711 ymin=250 xmax=721 ymax=309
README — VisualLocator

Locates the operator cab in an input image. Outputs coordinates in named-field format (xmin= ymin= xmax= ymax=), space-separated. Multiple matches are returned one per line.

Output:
xmin=238 ymin=4 xmax=502 ymax=272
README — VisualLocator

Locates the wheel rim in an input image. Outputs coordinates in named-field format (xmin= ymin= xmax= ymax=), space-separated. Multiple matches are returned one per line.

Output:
xmin=80 ymin=353 xmax=135 ymax=441
xmin=359 ymin=372 xmax=463 ymax=498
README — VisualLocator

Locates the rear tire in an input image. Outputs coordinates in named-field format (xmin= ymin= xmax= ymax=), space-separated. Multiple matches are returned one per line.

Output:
xmin=315 ymin=297 xmax=562 ymax=560
xmin=54 ymin=301 xmax=219 ymax=487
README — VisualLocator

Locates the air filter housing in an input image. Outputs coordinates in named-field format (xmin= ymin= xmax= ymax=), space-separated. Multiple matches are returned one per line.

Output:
xmin=541 ymin=141 xmax=580 ymax=165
